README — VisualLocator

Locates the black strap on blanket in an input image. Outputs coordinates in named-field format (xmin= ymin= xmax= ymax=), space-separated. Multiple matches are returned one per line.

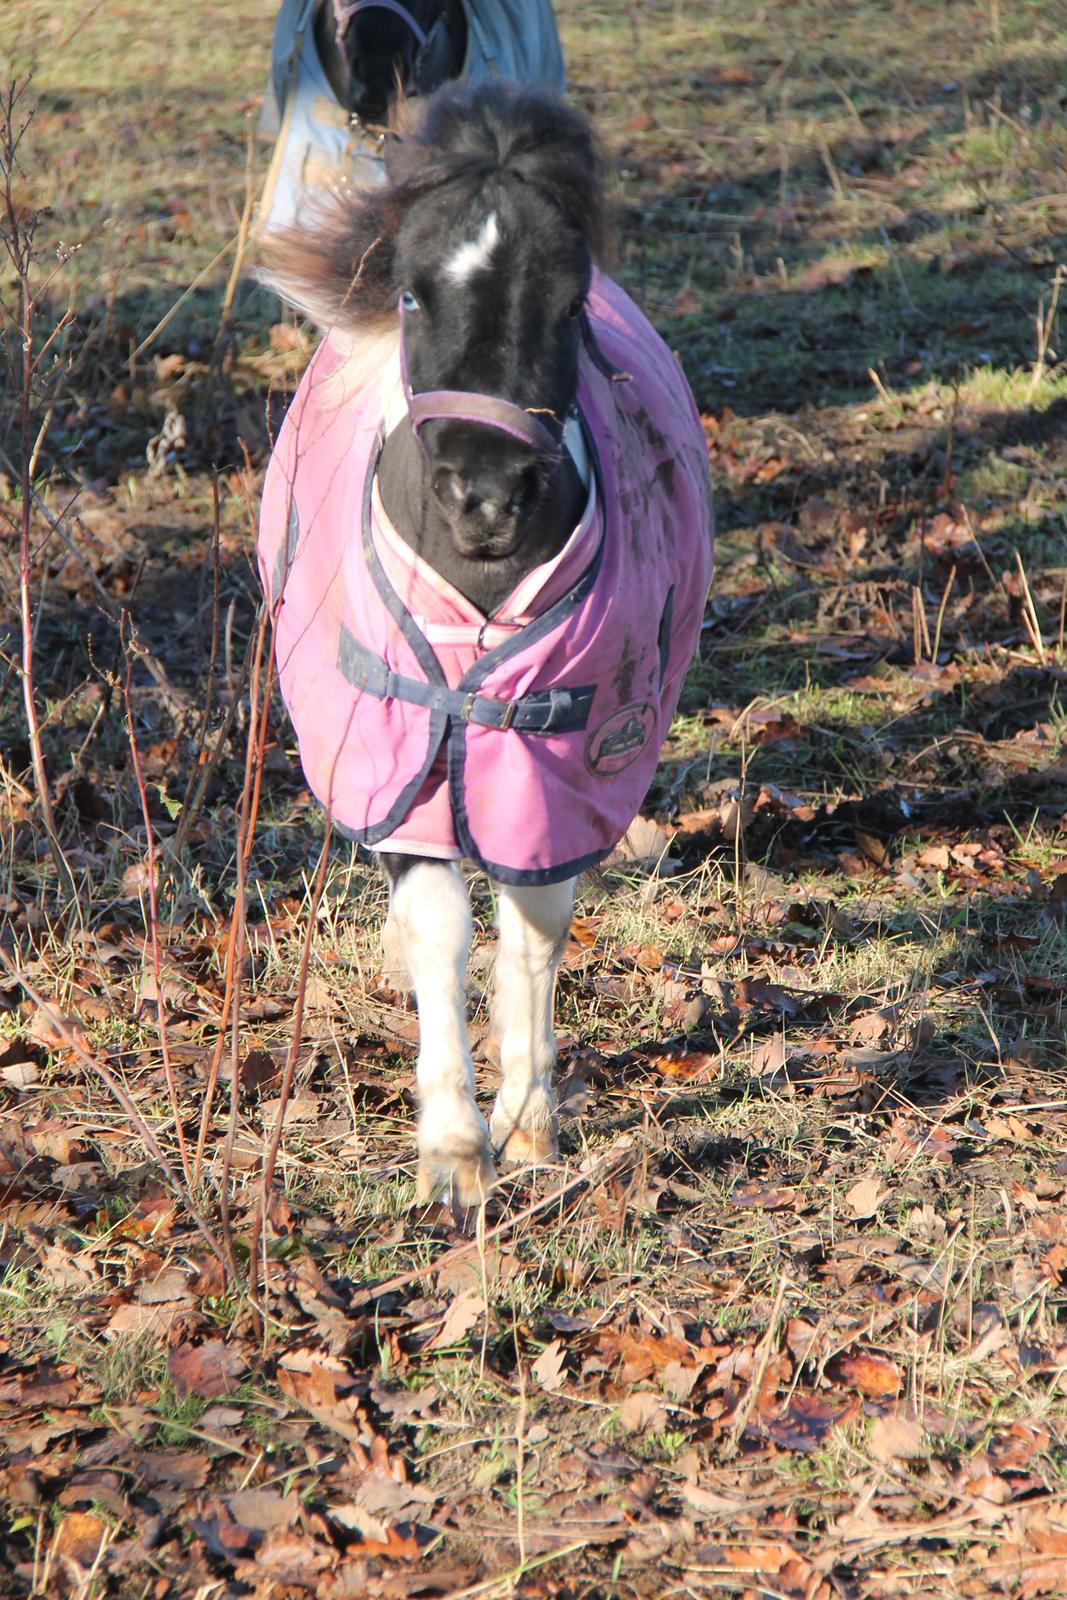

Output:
xmin=338 ymin=624 xmax=595 ymax=735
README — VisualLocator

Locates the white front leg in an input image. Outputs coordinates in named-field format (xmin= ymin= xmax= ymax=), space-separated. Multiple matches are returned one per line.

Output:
xmin=489 ymin=877 xmax=575 ymax=1167
xmin=388 ymin=859 xmax=494 ymax=1205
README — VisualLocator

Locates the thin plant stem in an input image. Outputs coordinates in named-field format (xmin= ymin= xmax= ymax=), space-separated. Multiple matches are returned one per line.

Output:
xmin=213 ymin=116 xmax=257 ymax=371
xmin=249 ymin=821 xmax=333 ymax=1319
xmin=1 ymin=81 xmax=76 ymax=905
xmin=122 ymin=625 xmax=193 ymax=1189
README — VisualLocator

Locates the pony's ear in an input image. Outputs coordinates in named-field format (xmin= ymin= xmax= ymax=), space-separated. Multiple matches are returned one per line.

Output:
xmin=255 ymin=189 xmax=400 ymax=333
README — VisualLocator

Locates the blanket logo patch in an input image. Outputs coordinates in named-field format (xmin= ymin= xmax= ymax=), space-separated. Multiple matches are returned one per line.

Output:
xmin=584 ymin=701 xmax=656 ymax=776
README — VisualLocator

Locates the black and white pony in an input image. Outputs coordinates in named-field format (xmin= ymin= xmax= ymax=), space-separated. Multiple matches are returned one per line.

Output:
xmin=258 ymin=82 xmax=713 ymax=1206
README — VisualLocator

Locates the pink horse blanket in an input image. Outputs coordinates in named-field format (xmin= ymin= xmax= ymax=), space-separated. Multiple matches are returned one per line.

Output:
xmin=258 ymin=273 xmax=714 ymax=885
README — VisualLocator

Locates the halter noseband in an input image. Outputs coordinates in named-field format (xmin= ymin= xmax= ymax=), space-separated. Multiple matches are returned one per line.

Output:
xmin=333 ymin=0 xmax=428 ymax=50
xmin=398 ymin=298 xmax=564 ymax=460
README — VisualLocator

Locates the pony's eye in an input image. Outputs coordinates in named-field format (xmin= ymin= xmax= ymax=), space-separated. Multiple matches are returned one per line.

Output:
xmin=566 ymin=297 xmax=584 ymax=320
xmin=400 ymin=290 xmax=420 ymax=312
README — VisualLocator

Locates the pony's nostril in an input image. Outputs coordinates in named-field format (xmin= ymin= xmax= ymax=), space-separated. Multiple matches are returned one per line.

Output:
xmin=506 ymin=465 xmax=540 ymax=518
xmin=433 ymin=466 xmax=465 ymax=510
xmin=434 ymin=467 xmax=492 ymax=520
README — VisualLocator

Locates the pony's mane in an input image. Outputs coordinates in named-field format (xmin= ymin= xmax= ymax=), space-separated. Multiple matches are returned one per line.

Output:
xmin=256 ymin=80 xmax=611 ymax=351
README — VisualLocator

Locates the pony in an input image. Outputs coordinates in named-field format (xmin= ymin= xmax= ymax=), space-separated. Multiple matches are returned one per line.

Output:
xmin=257 ymin=0 xmax=564 ymax=235
xmin=257 ymin=81 xmax=714 ymax=1206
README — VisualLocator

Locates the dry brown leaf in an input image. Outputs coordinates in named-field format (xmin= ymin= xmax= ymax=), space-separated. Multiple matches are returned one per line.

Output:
xmin=532 ymin=1339 xmax=567 ymax=1391
xmin=0 ymin=1059 xmax=40 ymax=1088
xmin=106 ymin=1302 xmax=180 ymax=1339
xmin=614 ymin=816 xmax=678 ymax=873
xmin=705 ymin=1539 xmax=795 ymax=1573
xmin=729 ymin=1179 xmax=798 ymax=1210
xmin=750 ymin=1034 xmax=786 ymax=1076
xmin=119 ymin=859 xmax=155 ymax=899
xmin=681 ymin=1480 xmax=750 ymax=1516
xmin=277 ymin=1350 xmax=367 ymax=1443
xmin=39 ymin=1244 xmax=95 ymax=1292
xmin=597 ymin=1327 xmax=701 ymax=1383
xmin=835 ymin=1351 xmax=903 ymax=1398
xmin=226 ymin=1490 xmax=302 ymax=1533
xmin=138 ymin=1267 xmax=191 ymax=1305
xmin=646 ymin=1049 xmax=719 ymax=1081
xmin=850 ymin=1006 xmax=893 ymax=1044
xmin=168 ymin=1339 xmax=247 ymax=1399
xmin=869 ymin=1413 xmax=925 ymax=1462
xmin=845 ymin=1175 xmax=887 ymax=1219
xmin=54 ymin=1511 xmax=109 ymax=1568
xmin=616 ymin=1391 xmax=668 ymax=1432
xmin=761 ymin=1393 xmax=859 ymax=1452
xmin=426 ymin=1290 xmax=485 ymax=1351
xmin=328 ymin=1503 xmax=391 ymax=1543
xmin=29 ymin=1003 xmax=86 ymax=1050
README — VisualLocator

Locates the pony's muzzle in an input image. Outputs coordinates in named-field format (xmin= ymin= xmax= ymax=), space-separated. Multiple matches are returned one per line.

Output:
xmin=432 ymin=458 xmax=541 ymax=558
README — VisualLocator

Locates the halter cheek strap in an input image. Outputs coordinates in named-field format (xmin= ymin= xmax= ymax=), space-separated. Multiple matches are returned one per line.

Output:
xmin=333 ymin=0 xmax=428 ymax=50
xmin=397 ymin=299 xmax=563 ymax=459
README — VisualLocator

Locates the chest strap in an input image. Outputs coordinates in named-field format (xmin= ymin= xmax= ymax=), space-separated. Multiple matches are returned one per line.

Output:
xmin=338 ymin=624 xmax=594 ymax=734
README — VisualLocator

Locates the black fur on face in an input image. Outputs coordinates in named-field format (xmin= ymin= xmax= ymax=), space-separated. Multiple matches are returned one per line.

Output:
xmin=314 ymin=0 xmax=466 ymax=122
xmin=346 ymin=15 xmax=417 ymax=123
xmin=394 ymin=169 xmax=590 ymax=555
xmin=259 ymin=80 xmax=611 ymax=557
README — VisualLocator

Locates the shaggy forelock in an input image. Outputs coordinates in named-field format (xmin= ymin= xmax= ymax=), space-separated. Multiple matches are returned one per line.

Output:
xmin=255 ymin=81 xmax=610 ymax=335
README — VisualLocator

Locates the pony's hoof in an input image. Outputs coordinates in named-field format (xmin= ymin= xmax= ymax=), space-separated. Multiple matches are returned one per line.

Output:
xmin=494 ymin=1121 xmax=559 ymax=1168
xmin=416 ymin=1148 xmax=497 ymax=1209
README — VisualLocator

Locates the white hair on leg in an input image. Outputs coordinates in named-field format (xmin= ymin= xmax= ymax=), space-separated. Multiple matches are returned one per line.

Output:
xmin=380 ymin=902 xmax=412 ymax=992
xmin=444 ymin=211 xmax=501 ymax=283
xmin=389 ymin=860 xmax=495 ymax=1205
xmin=488 ymin=876 xmax=575 ymax=1167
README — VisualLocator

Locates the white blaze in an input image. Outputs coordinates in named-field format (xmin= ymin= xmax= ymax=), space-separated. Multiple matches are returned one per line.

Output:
xmin=444 ymin=211 xmax=501 ymax=282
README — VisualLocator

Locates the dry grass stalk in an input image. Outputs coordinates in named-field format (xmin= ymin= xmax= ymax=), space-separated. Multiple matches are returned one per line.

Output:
xmin=0 ymin=80 xmax=76 ymax=904
xmin=1014 ymin=548 xmax=1047 ymax=665
xmin=192 ymin=591 xmax=272 ymax=1189
xmin=174 ymin=476 xmax=223 ymax=853
xmin=218 ymin=597 xmax=274 ymax=1273
xmin=911 ymin=584 xmax=931 ymax=667
xmin=931 ymin=563 xmax=957 ymax=663
xmin=121 ymin=624 xmax=192 ymax=1188
xmin=249 ymin=820 xmax=333 ymax=1313
xmin=1027 ymin=261 xmax=1064 ymax=401
xmin=213 ymin=115 xmax=258 ymax=372
xmin=129 ymin=232 xmax=239 ymax=364
xmin=728 ymin=1269 xmax=791 ymax=1446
